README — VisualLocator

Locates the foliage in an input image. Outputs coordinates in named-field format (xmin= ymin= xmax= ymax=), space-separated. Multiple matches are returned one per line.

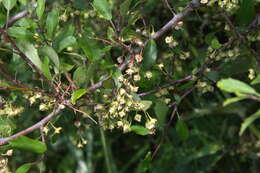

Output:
xmin=0 ymin=0 xmax=259 ymax=172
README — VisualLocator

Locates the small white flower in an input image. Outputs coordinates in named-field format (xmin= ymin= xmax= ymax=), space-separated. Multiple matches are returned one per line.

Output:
xmin=145 ymin=71 xmax=153 ymax=79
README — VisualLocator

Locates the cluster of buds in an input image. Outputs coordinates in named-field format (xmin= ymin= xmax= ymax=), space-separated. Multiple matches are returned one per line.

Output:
xmin=0 ymin=103 xmax=24 ymax=117
xmin=196 ymin=80 xmax=214 ymax=93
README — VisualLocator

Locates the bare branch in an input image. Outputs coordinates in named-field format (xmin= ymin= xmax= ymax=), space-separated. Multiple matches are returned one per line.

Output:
xmin=151 ymin=0 xmax=201 ymax=40
xmin=0 ymin=106 xmax=63 ymax=146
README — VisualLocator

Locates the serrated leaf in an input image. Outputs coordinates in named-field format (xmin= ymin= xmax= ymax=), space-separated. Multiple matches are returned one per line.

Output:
xmin=211 ymin=39 xmax=221 ymax=49
xmin=223 ymin=96 xmax=247 ymax=106
xmin=3 ymin=0 xmax=17 ymax=10
xmin=142 ymin=39 xmax=157 ymax=69
xmin=131 ymin=125 xmax=150 ymax=136
xmin=93 ymin=0 xmax=112 ymax=20
xmin=239 ymin=109 xmax=260 ymax=136
xmin=176 ymin=119 xmax=189 ymax=141
xmin=16 ymin=39 xmax=42 ymax=71
xmin=58 ymin=36 xmax=76 ymax=52
xmin=39 ymin=46 xmax=59 ymax=71
xmin=71 ymin=89 xmax=87 ymax=104
xmin=9 ymin=136 xmax=47 ymax=153
xmin=154 ymin=102 xmax=169 ymax=127
xmin=45 ymin=8 xmax=59 ymax=38
xmin=7 ymin=26 xmax=32 ymax=39
xmin=42 ymin=56 xmax=52 ymax=80
xmin=15 ymin=163 xmax=32 ymax=173
xmin=217 ymin=78 xmax=259 ymax=96
xmin=120 ymin=0 xmax=132 ymax=15
xmin=73 ymin=67 xmax=88 ymax=87
xmin=138 ymin=100 xmax=152 ymax=111
xmin=36 ymin=0 xmax=45 ymax=19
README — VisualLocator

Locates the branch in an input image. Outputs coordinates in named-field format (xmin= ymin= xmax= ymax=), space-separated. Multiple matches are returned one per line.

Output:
xmin=151 ymin=0 xmax=201 ymax=40
xmin=0 ymin=105 xmax=64 ymax=146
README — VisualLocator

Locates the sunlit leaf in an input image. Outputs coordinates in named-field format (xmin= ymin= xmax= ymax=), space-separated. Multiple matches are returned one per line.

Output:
xmin=42 ymin=56 xmax=52 ymax=80
xmin=211 ymin=39 xmax=221 ymax=49
xmin=131 ymin=125 xmax=150 ymax=136
xmin=3 ymin=0 xmax=17 ymax=10
xmin=36 ymin=0 xmax=45 ymax=19
xmin=223 ymin=96 xmax=247 ymax=106
xmin=71 ymin=89 xmax=88 ymax=104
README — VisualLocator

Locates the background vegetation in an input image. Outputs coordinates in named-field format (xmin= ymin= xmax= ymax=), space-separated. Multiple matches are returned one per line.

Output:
xmin=0 ymin=0 xmax=259 ymax=172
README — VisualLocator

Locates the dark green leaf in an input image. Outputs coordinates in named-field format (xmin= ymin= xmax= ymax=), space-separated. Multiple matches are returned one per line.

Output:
xmin=131 ymin=125 xmax=150 ymax=136
xmin=239 ymin=109 xmax=260 ymax=136
xmin=137 ymin=152 xmax=152 ymax=172
xmin=58 ymin=36 xmax=77 ymax=52
xmin=73 ymin=67 xmax=88 ymax=87
xmin=45 ymin=8 xmax=59 ymax=38
xmin=39 ymin=46 xmax=59 ymax=71
xmin=112 ymin=69 xmax=122 ymax=88
xmin=9 ymin=136 xmax=47 ymax=153
xmin=120 ymin=0 xmax=132 ymax=15
xmin=176 ymin=119 xmax=189 ymax=141
xmin=15 ymin=163 xmax=32 ymax=173
xmin=71 ymin=89 xmax=88 ymax=104
xmin=154 ymin=102 xmax=169 ymax=127
xmin=78 ymin=37 xmax=101 ymax=61
xmin=93 ymin=0 xmax=112 ymax=20
xmin=237 ymin=0 xmax=255 ymax=25
xmin=142 ymin=39 xmax=157 ymax=69
xmin=53 ymin=24 xmax=75 ymax=51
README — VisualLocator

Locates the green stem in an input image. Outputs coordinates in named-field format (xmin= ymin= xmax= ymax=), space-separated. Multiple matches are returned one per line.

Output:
xmin=100 ymin=127 xmax=113 ymax=173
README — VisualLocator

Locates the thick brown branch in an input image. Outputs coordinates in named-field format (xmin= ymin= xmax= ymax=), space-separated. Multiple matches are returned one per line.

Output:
xmin=0 ymin=106 xmax=63 ymax=146
xmin=151 ymin=0 xmax=201 ymax=40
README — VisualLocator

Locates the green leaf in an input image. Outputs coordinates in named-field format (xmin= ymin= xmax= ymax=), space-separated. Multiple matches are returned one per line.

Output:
xmin=71 ymin=89 xmax=88 ymax=104
xmin=45 ymin=8 xmax=59 ymax=38
xmin=131 ymin=125 xmax=150 ymax=136
xmin=9 ymin=136 xmax=47 ymax=153
xmin=237 ymin=0 xmax=255 ymax=25
xmin=120 ymin=0 xmax=132 ymax=15
xmin=58 ymin=36 xmax=76 ymax=52
xmin=176 ymin=119 xmax=189 ymax=141
xmin=39 ymin=46 xmax=60 ymax=71
xmin=78 ymin=37 xmax=101 ymax=61
xmin=93 ymin=0 xmax=112 ymax=20
xmin=16 ymin=39 xmax=42 ymax=71
xmin=251 ymin=75 xmax=260 ymax=85
xmin=7 ymin=26 xmax=32 ymax=39
xmin=142 ymin=39 xmax=157 ymax=69
xmin=217 ymin=78 xmax=260 ymax=96
xmin=42 ymin=56 xmax=52 ymax=80
xmin=36 ymin=0 xmax=45 ymax=19
xmin=53 ymin=24 xmax=75 ymax=51
xmin=73 ymin=67 xmax=88 ymax=87
xmin=154 ymin=102 xmax=169 ymax=127
xmin=18 ymin=0 xmax=27 ymax=6
xmin=3 ymin=0 xmax=17 ymax=10
xmin=239 ymin=109 xmax=260 ymax=136
xmin=137 ymin=152 xmax=152 ymax=172
xmin=223 ymin=96 xmax=247 ymax=106
xmin=211 ymin=39 xmax=222 ymax=49
xmin=15 ymin=163 xmax=32 ymax=173
xmin=138 ymin=100 xmax=152 ymax=111
xmin=112 ymin=69 xmax=122 ymax=88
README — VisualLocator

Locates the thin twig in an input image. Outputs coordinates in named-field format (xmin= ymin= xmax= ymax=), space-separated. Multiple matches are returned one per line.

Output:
xmin=151 ymin=0 xmax=201 ymax=39
xmin=0 ymin=106 xmax=63 ymax=146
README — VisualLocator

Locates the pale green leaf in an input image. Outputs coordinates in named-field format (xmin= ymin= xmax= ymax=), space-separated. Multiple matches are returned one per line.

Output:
xmin=217 ymin=78 xmax=259 ymax=96
xmin=71 ymin=89 xmax=88 ymax=104
xmin=131 ymin=125 xmax=150 ymax=136
xmin=211 ymin=39 xmax=222 ymax=49
xmin=251 ymin=75 xmax=260 ymax=85
xmin=3 ymin=0 xmax=17 ymax=10
xmin=239 ymin=109 xmax=260 ymax=136
xmin=93 ymin=0 xmax=112 ymax=20
xmin=223 ymin=96 xmax=247 ymax=106
xmin=120 ymin=0 xmax=132 ymax=15
xmin=142 ymin=40 xmax=157 ymax=69
xmin=36 ymin=0 xmax=45 ymax=19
